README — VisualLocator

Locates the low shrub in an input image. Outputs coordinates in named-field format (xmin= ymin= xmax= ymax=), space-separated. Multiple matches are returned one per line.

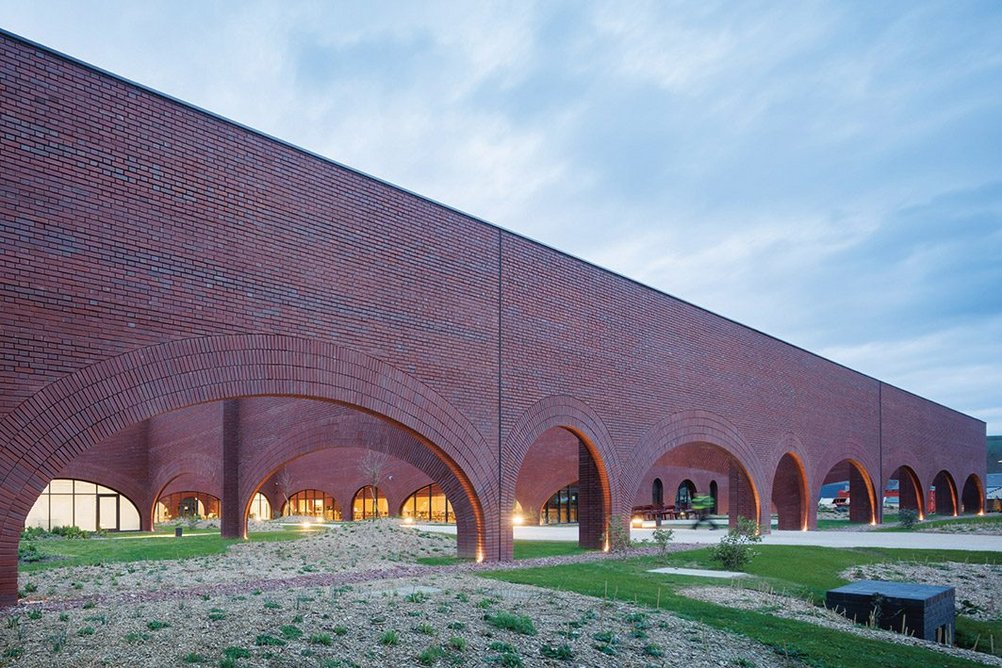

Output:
xmin=484 ymin=611 xmax=537 ymax=635
xmin=898 ymin=508 xmax=919 ymax=529
xmin=710 ymin=516 xmax=762 ymax=570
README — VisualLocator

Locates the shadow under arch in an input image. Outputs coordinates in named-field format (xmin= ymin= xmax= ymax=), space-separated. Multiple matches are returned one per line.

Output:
xmin=887 ymin=464 xmax=925 ymax=520
xmin=241 ymin=411 xmax=482 ymax=557
xmin=0 ymin=334 xmax=497 ymax=606
xmin=930 ymin=470 xmax=958 ymax=517
xmin=503 ymin=396 xmax=620 ymax=556
xmin=772 ymin=451 xmax=809 ymax=530
xmin=623 ymin=411 xmax=764 ymax=530
xmin=961 ymin=474 xmax=985 ymax=514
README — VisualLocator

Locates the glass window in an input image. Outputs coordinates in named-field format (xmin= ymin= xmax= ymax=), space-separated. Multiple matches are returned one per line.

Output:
xmin=249 ymin=493 xmax=272 ymax=520
xmin=24 ymin=479 xmax=141 ymax=532
xmin=283 ymin=490 xmax=340 ymax=521
xmin=74 ymin=495 xmax=97 ymax=531
xmin=400 ymin=484 xmax=454 ymax=523
xmin=352 ymin=486 xmax=388 ymax=520
xmin=542 ymin=484 xmax=579 ymax=525
xmin=49 ymin=479 xmax=73 ymax=494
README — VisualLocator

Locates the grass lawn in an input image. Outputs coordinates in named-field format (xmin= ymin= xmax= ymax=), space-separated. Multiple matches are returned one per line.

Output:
xmin=876 ymin=514 xmax=1002 ymax=533
xmin=19 ymin=528 xmax=323 ymax=572
xmin=482 ymin=545 xmax=1002 ymax=667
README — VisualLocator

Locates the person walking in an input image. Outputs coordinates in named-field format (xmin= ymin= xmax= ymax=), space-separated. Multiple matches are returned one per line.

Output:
xmin=690 ymin=494 xmax=717 ymax=530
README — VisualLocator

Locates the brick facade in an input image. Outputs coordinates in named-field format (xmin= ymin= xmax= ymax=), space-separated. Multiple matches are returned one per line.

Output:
xmin=0 ymin=31 xmax=988 ymax=606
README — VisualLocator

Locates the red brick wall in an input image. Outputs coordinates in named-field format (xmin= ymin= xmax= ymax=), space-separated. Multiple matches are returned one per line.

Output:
xmin=0 ymin=32 xmax=988 ymax=603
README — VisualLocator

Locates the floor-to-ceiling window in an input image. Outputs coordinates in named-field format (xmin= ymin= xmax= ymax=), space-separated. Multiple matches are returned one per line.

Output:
xmin=541 ymin=484 xmax=578 ymax=524
xmin=400 ymin=484 xmax=454 ymax=523
xmin=283 ymin=489 xmax=341 ymax=521
xmin=25 ymin=479 xmax=141 ymax=532
xmin=352 ymin=485 xmax=388 ymax=519
xmin=248 ymin=492 xmax=272 ymax=520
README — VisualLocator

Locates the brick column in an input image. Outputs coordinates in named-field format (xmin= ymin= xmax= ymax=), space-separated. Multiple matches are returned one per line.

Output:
xmin=848 ymin=466 xmax=873 ymax=524
xmin=577 ymin=442 xmax=605 ymax=549
xmin=728 ymin=462 xmax=757 ymax=530
xmin=221 ymin=399 xmax=245 ymax=539
xmin=897 ymin=475 xmax=920 ymax=517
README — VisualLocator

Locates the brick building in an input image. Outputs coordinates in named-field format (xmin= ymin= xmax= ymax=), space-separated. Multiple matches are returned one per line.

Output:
xmin=0 ymin=31 xmax=988 ymax=606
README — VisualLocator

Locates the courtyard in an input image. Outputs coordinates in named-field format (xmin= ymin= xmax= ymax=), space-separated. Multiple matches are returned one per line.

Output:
xmin=2 ymin=516 xmax=1000 ymax=667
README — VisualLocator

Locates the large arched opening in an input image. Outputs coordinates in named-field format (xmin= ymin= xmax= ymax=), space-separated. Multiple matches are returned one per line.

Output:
xmin=771 ymin=452 xmax=808 ymax=530
xmin=503 ymin=396 xmax=621 ymax=555
xmin=622 ymin=412 xmax=765 ymax=531
xmin=0 ymin=335 xmax=497 ymax=606
xmin=817 ymin=459 xmax=877 ymax=525
xmin=886 ymin=465 xmax=924 ymax=520
xmin=961 ymin=474 xmax=985 ymax=514
xmin=929 ymin=470 xmax=958 ymax=517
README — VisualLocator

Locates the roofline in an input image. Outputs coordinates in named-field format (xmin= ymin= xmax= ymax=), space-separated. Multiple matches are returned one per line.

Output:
xmin=0 ymin=27 xmax=984 ymax=426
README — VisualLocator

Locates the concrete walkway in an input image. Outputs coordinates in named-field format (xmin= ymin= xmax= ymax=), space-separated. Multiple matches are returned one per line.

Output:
xmin=411 ymin=523 xmax=1002 ymax=552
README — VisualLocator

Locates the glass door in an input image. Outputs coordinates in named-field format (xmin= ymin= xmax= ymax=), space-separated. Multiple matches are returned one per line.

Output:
xmin=97 ymin=494 xmax=119 ymax=531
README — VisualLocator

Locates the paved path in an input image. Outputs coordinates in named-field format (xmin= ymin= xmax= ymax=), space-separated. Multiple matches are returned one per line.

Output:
xmin=412 ymin=523 xmax=1002 ymax=551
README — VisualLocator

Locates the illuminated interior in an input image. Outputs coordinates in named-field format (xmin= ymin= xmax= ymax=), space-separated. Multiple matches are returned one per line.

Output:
xmin=399 ymin=483 xmax=454 ymax=523
xmin=25 ymin=479 xmax=140 ymax=532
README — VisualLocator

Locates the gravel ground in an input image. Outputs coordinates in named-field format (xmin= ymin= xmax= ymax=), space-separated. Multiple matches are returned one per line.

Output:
xmin=919 ymin=521 xmax=1002 ymax=536
xmin=679 ymin=584 xmax=1002 ymax=666
xmin=841 ymin=561 xmax=1002 ymax=621
xmin=4 ymin=520 xmax=809 ymax=667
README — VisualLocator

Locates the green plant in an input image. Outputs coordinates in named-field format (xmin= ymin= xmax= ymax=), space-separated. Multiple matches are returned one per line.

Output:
xmin=539 ymin=643 xmax=573 ymax=660
xmin=280 ymin=624 xmax=303 ymax=639
xmin=710 ymin=517 xmax=762 ymax=570
xmin=222 ymin=647 xmax=251 ymax=659
xmin=415 ymin=622 xmax=436 ymax=635
xmin=405 ymin=591 xmax=430 ymax=603
xmin=484 ymin=611 xmax=537 ymax=635
xmin=448 ymin=636 xmax=466 ymax=651
xmin=651 ymin=527 xmax=674 ymax=560
xmin=310 ymin=633 xmax=333 ymax=646
xmin=182 ymin=652 xmax=205 ymax=663
xmin=605 ymin=515 xmax=633 ymax=552
xmin=146 ymin=620 xmax=170 ymax=631
xmin=76 ymin=625 xmax=95 ymax=636
xmin=417 ymin=644 xmax=446 ymax=665
xmin=379 ymin=629 xmax=399 ymax=646
xmin=255 ymin=633 xmax=287 ymax=646
xmin=333 ymin=625 xmax=348 ymax=635
xmin=898 ymin=509 xmax=919 ymax=529
xmin=644 ymin=643 xmax=665 ymax=657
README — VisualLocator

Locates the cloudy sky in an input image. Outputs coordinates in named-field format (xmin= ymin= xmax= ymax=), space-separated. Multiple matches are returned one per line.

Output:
xmin=3 ymin=2 xmax=1000 ymax=433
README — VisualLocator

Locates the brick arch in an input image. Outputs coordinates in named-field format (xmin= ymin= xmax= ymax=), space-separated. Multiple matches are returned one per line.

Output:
xmin=0 ymin=334 xmax=496 ymax=605
xmin=150 ymin=454 xmax=223 ymax=510
xmin=502 ymin=396 xmax=620 ymax=555
xmin=771 ymin=452 xmax=808 ymax=531
xmin=961 ymin=474 xmax=984 ymax=514
xmin=888 ymin=464 xmax=924 ymax=520
xmin=811 ymin=438 xmax=879 ymax=524
xmin=930 ymin=470 xmax=958 ymax=517
xmin=622 ymin=410 xmax=764 ymax=529
xmin=241 ymin=412 xmax=481 ymax=558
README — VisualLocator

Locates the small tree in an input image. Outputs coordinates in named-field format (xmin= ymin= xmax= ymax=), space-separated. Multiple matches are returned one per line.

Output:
xmin=710 ymin=516 xmax=761 ymax=570
xmin=359 ymin=445 xmax=390 ymax=518
xmin=651 ymin=527 xmax=674 ymax=562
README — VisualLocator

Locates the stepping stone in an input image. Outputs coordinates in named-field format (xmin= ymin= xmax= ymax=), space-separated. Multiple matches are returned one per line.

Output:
xmin=647 ymin=567 xmax=749 ymax=579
